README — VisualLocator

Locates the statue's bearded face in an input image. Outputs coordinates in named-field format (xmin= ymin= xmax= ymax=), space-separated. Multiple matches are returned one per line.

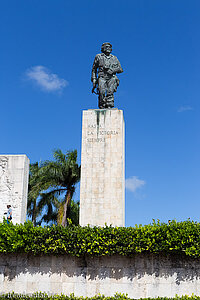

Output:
xmin=102 ymin=44 xmax=112 ymax=55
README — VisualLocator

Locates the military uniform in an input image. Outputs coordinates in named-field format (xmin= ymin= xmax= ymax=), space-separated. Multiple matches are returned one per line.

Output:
xmin=91 ymin=52 xmax=123 ymax=108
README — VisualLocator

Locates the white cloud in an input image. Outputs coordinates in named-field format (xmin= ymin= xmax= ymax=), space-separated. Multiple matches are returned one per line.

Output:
xmin=26 ymin=65 xmax=68 ymax=92
xmin=125 ymin=176 xmax=146 ymax=193
xmin=177 ymin=105 xmax=193 ymax=113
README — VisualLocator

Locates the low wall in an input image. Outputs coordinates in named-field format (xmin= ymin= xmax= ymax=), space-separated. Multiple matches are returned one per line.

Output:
xmin=0 ymin=253 xmax=200 ymax=297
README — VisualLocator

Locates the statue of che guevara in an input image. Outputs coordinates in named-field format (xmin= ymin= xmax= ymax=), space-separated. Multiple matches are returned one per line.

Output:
xmin=91 ymin=42 xmax=123 ymax=109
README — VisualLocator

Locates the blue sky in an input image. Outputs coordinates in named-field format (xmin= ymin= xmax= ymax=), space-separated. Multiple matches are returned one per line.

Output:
xmin=1 ymin=0 xmax=200 ymax=226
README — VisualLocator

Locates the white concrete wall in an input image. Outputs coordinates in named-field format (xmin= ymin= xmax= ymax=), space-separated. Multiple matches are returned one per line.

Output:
xmin=80 ymin=109 xmax=125 ymax=227
xmin=0 ymin=155 xmax=29 ymax=224
xmin=0 ymin=253 xmax=200 ymax=297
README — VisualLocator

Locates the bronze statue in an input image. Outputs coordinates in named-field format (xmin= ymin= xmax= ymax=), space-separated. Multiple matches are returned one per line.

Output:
xmin=91 ymin=42 xmax=123 ymax=109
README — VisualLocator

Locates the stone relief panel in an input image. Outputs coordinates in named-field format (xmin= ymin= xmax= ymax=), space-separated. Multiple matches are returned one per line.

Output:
xmin=0 ymin=155 xmax=29 ymax=224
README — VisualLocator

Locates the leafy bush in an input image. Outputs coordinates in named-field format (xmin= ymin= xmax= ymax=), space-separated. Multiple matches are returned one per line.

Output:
xmin=1 ymin=219 xmax=200 ymax=257
xmin=0 ymin=294 xmax=199 ymax=300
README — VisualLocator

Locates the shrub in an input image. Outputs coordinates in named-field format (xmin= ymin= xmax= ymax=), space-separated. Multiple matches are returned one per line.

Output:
xmin=0 ymin=293 xmax=199 ymax=300
xmin=1 ymin=219 xmax=200 ymax=257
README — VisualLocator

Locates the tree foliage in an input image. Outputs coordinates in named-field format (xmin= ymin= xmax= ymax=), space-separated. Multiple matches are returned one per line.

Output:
xmin=27 ymin=149 xmax=80 ymax=226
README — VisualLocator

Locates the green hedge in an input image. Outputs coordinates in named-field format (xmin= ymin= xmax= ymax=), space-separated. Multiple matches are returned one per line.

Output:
xmin=1 ymin=220 xmax=200 ymax=257
xmin=0 ymin=294 xmax=199 ymax=300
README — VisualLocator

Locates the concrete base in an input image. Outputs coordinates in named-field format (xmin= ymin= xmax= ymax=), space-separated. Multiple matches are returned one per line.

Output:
xmin=0 ymin=253 xmax=200 ymax=297
xmin=0 ymin=155 xmax=29 ymax=224
xmin=80 ymin=109 xmax=125 ymax=227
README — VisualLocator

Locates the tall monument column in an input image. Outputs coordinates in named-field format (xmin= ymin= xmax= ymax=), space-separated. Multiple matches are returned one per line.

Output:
xmin=80 ymin=109 xmax=125 ymax=227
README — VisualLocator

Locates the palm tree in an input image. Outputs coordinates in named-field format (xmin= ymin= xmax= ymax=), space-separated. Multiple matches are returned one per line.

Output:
xmin=57 ymin=199 xmax=79 ymax=226
xmin=36 ymin=192 xmax=59 ymax=225
xmin=40 ymin=149 xmax=80 ymax=227
xmin=27 ymin=162 xmax=43 ymax=226
xmin=27 ymin=162 xmax=56 ymax=225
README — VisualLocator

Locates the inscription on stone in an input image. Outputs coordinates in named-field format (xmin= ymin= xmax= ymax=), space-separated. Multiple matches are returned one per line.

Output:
xmin=88 ymin=124 xmax=103 ymax=129
xmin=87 ymin=138 xmax=106 ymax=143
xmin=86 ymin=124 xmax=119 ymax=142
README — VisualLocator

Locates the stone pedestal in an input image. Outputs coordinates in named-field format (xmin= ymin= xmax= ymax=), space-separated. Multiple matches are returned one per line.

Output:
xmin=80 ymin=109 xmax=125 ymax=226
xmin=0 ymin=155 xmax=29 ymax=224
